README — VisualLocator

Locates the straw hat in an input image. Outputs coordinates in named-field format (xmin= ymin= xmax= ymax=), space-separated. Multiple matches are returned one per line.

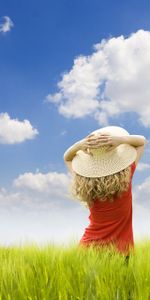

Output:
xmin=71 ymin=126 xmax=137 ymax=177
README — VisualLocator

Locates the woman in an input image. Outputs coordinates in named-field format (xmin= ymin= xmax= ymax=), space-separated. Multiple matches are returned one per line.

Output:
xmin=63 ymin=126 xmax=147 ymax=258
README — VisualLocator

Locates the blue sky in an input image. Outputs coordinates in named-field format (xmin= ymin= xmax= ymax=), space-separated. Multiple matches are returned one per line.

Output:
xmin=0 ymin=0 xmax=150 ymax=246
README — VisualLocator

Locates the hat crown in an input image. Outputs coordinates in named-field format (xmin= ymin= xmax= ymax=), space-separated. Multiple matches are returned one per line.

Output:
xmin=71 ymin=125 xmax=137 ymax=177
xmin=89 ymin=145 xmax=114 ymax=156
xmin=91 ymin=126 xmax=129 ymax=137
xmin=88 ymin=126 xmax=129 ymax=156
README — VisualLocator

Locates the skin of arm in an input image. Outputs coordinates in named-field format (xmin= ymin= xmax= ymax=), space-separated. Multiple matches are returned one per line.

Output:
xmin=63 ymin=138 xmax=86 ymax=162
xmin=63 ymin=134 xmax=148 ymax=163
xmin=85 ymin=134 xmax=148 ymax=150
xmin=120 ymin=135 xmax=147 ymax=147
xmin=104 ymin=134 xmax=148 ymax=152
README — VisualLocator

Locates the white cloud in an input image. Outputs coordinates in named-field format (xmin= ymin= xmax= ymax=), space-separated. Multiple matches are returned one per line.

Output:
xmin=0 ymin=170 xmax=74 ymax=214
xmin=0 ymin=183 xmax=86 ymax=246
xmin=46 ymin=29 xmax=150 ymax=127
xmin=13 ymin=170 xmax=71 ymax=197
xmin=132 ymin=176 xmax=150 ymax=240
xmin=0 ymin=112 xmax=39 ymax=144
xmin=133 ymin=201 xmax=150 ymax=240
xmin=133 ymin=175 xmax=150 ymax=211
xmin=136 ymin=176 xmax=150 ymax=194
xmin=0 ymin=170 xmax=150 ymax=245
xmin=145 ymin=140 xmax=150 ymax=153
xmin=136 ymin=162 xmax=150 ymax=171
xmin=0 ymin=16 xmax=14 ymax=33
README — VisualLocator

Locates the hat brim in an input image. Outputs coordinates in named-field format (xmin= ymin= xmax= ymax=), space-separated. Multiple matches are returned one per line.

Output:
xmin=72 ymin=144 xmax=137 ymax=177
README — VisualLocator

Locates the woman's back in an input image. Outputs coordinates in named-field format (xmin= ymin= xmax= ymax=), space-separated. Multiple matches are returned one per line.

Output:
xmin=63 ymin=126 xmax=147 ymax=255
xmin=79 ymin=161 xmax=136 ymax=255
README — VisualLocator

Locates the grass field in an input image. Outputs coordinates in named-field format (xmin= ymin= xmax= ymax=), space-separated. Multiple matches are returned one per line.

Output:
xmin=0 ymin=238 xmax=150 ymax=300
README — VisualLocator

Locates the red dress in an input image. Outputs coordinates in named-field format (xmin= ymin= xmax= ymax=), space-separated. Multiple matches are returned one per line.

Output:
xmin=79 ymin=161 xmax=136 ymax=255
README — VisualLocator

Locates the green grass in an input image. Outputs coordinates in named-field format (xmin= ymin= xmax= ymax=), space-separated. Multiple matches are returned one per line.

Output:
xmin=0 ymin=238 xmax=150 ymax=300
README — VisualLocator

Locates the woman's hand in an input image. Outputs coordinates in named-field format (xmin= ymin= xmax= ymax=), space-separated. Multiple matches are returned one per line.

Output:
xmin=81 ymin=133 xmax=124 ymax=153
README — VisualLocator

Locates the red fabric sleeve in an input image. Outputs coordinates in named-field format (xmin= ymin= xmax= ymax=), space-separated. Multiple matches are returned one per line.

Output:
xmin=131 ymin=161 xmax=136 ymax=179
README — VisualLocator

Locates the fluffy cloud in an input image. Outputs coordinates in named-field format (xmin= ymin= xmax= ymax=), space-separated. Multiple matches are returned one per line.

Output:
xmin=0 ymin=180 xmax=84 ymax=246
xmin=0 ymin=169 xmax=74 ymax=213
xmin=132 ymin=175 xmax=150 ymax=239
xmin=133 ymin=201 xmax=150 ymax=240
xmin=0 ymin=112 xmax=39 ymax=144
xmin=46 ymin=29 xmax=150 ymax=127
xmin=0 ymin=16 xmax=14 ymax=33
xmin=13 ymin=170 xmax=71 ymax=198
xmin=133 ymin=175 xmax=150 ymax=210
xmin=136 ymin=162 xmax=150 ymax=171
xmin=136 ymin=176 xmax=150 ymax=194
xmin=0 ymin=170 xmax=150 ymax=245
xmin=145 ymin=140 xmax=150 ymax=153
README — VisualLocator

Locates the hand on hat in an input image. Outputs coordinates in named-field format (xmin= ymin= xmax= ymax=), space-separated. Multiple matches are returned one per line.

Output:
xmin=82 ymin=133 xmax=123 ymax=153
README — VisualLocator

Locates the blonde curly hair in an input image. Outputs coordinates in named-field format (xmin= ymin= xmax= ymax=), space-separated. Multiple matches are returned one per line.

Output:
xmin=68 ymin=164 xmax=132 ymax=209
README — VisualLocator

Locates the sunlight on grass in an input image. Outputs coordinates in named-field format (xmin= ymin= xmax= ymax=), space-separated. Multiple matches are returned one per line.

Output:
xmin=0 ymin=237 xmax=150 ymax=299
